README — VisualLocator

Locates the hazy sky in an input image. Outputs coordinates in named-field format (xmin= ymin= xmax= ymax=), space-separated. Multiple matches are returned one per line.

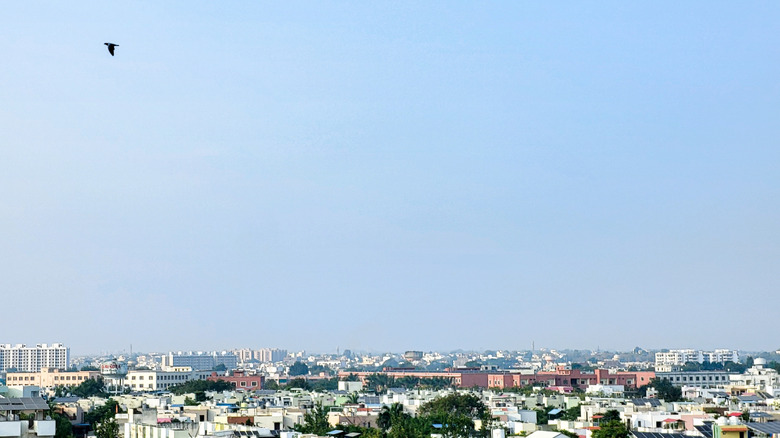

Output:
xmin=1 ymin=2 xmax=778 ymax=355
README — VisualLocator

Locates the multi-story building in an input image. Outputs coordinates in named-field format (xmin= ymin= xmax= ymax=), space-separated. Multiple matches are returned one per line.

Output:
xmin=161 ymin=352 xmax=238 ymax=371
xmin=0 ymin=344 xmax=69 ymax=372
xmin=656 ymin=371 xmax=735 ymax=388
xmin=728 ymin=358 xmax=780 ymax=395
xmin=206 ymin=370 xmax=263 ymax=390
xmin=125 ymin=369 xmax=213 ymax=392
xmin=234 ymin=348 xmax=287 ymax=363
xmin=5 ymin=368 xmax=100 ymax=389
xmin=655 ymin=349 xmax=739 ymax=368
xmin=257 ymin=349 xmax=287 ymax=363
xmin=338 ymin=365 xmax=655 ymax=390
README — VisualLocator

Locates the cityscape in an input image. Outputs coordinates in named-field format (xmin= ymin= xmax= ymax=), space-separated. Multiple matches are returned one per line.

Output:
xmin=1 ymin=343 xmax=780 ymax=438
xmin=3 ymin=2 xmax=779 ymax=438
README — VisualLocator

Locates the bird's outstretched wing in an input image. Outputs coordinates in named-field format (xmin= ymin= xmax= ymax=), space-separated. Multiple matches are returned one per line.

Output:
xmin=104 ymin=43 xmax=118 ymax=56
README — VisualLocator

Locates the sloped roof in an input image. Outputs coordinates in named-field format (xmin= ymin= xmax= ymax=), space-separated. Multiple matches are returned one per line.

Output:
xmin=0 ymin=397 xmax=50 ymax=411
xmin=747 ymin=422 xmax=780 ymax=435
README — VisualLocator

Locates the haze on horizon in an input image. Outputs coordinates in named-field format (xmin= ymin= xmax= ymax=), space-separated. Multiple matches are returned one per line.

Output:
xmin=1 ymin=2 xmax=778 ymax=356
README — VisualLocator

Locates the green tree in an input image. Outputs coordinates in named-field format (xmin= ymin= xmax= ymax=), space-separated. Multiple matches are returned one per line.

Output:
xmin=80 ymin=366 xmax=100 ymax=371
xmin=84 ymin=399 xmax=121 ymax=429
xmin=168 ymin=379 xmax=233 ymax=396
xmin=213 ymin=364 xmax=227 ymax=372
xmin=646 ymin=378 xmax=682 ymax=402
xmin=418 ymin=393 xmax=491 ymax=438
xmin=95 ymin=419 xmax=119 ymax=438
xmin=592 ymin=421 xmax=629 ymax=438
xmin=387 ymin=412 xmax=430 ymax=438
xmin=72 ymin=377 xmax=107 ymax=398
xmin=309 ymin=364 xmax=334 ymax=376
xmin=289 ymin=361 xmax=309 ymax=376
xmin=295 ymin=402 xmax=330 ymax=436
xmin=365 ymin=373 xmax=394 ymax=394
xmin=600 ymin=410 xmax=621 ymax=424
xmin=49 ymin=409 xmax=74 ymax=438
xmin=561 ymin=405 xmax=581 ymax=421
xmin=263 ymin=379 xmax=280 ymax=390
xmin=378 ymin=403 xmax=404 ymax=432
xmin=310 ymin=378 xmax=339 ymax=392
xmin=286 ymin=378 xmax=311 ymax=390
xmin=53 ymin=385 xmax=69 ymax=398
xmin=184 ymin=397 xmax=199 ymax=406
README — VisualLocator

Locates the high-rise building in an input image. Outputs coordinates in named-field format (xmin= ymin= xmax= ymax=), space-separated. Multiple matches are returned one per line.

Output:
xmin=256 ymin=348 xmax=287 ymax=363
xmin=0 ymin=343 xmax=69 ymax=372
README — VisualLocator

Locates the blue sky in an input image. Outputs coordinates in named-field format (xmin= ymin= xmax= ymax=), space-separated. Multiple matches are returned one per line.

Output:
xmin=1 ymin=2 xmax=778 ymax=355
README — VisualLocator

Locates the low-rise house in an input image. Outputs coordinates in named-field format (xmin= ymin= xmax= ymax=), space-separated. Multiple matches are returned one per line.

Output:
xmin=0 ymin=397 xmax=56 ymax=438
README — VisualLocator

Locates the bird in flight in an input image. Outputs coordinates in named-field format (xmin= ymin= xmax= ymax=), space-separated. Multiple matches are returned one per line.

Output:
xmin=104 ymin=43 xmax=119 ymax=56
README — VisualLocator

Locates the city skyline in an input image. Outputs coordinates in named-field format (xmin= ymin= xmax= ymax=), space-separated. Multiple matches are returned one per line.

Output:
xmin=2 ymin=2 xmax=778 ymax=354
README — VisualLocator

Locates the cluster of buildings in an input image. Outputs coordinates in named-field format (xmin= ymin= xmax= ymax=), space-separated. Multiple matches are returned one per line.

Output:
xmin=1 ymin=343 xmax=779 ymax=438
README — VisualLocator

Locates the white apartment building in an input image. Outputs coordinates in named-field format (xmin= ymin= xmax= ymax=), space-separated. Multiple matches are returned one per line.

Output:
xmin=654 ymin=349 xmax=739 ymax=368
xmin=161 ymin=352 xmax=238 ymax=371
xmin=0 ymin=344 xmax=69 ymax=372
xmin=124 ymin=369 xmax=213 ymax=392
xmin=728 ymin=358 xmax=780 ymax=394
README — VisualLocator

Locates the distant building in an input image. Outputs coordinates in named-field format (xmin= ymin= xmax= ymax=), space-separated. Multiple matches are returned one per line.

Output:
xmin=125 ymin=369 xmax=213 ymax=391
xmin=338 ymin=365 xmax=654 ymax=390
xmin=235 ymin=348 xmax=287 ymax=363
xmin=207 ymin=370 xmax=263 ymax=390
xmin=257 ymin=349 xmax=287 ymax=363
xmin=656 ymin=371 xmax=735 ymax=388
xmin=0 ymin=344 xmax=69 ymax=372
xmin=655 ymin=350 xmax=739 ymax=368
xmin=5 ymin=368 xmax=100 ymax=389
xmin=161 ymin=352 xmax=238 ymax=371
xmin=403 ymin=351 xmax=424 ymax=362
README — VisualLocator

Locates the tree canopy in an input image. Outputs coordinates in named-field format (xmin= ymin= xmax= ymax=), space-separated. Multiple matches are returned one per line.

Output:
xmin=289 ymin=361 xmax=309 ymax=376
xmin=592 ymin=421 xmax=629 ymax=438
xmin=418 ymin=393 xmax=491 ymax=438
xmin=72 ymin=377 xmax=107 ymax=398
xmin=295 ymin=402 xmax=330 ymax=436
xmin=168 ymin=379 xmax=233 ymax=397
xmin=641 ymin=378 xmax=682 ymax=402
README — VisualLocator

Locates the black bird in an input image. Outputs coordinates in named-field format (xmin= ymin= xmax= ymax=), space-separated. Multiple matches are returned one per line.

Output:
xmin=104 ymin=42 xmax=119 ymax=56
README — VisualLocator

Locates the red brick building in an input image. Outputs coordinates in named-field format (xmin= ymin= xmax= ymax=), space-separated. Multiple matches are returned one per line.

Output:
xmin=339 ymin=366 xmax=654 ymax=390
xmin=208 ymin=370 xmax=264 ymax=390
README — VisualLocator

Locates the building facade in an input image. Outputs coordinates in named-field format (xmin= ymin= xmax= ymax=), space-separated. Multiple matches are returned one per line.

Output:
xmin=206 ymin=371 xmax=264 ymax=390
xmin=125 ymin=369 xmax=213 ymax=392
xmin=5 ymin=368 xmax=100 ymax=389
xmin=656 ymin=371 xmax=735 ymax=388
xmin=655 ymin=350 xmax=739 ymax=368
xmin=161 ymin=352 xmax=238 ymax=371
xmin=0 ymin=344 xmax=69 ymax=372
